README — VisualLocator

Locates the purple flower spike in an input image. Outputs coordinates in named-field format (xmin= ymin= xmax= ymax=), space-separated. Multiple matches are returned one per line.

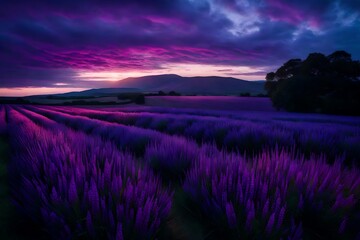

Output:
xmin=265 ymin=213 xmax=275 ymax=234
xmin=116 ymin=223 xmax=124 ymax=240
xmin=68 ymin=177 xmax=78 ymax=204
xmin=338 ymin=217 xmax=347 ymax=234
xmin=225 ymin=202 xmax=237 ymax=228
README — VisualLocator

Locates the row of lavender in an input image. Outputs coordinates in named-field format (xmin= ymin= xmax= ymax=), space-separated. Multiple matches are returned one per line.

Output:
xmin=48 ymin=106 xmax=360 ymax=165
xmin=22 ymin=105 xmax=199 ymax=182
xmin=98 ymin=105 xmax=360 ymax=126
xmin=0 ymin=105 xmax=6 ymax=135
xmin=184 ymin=150 xmax=360 ymax=239
xmin=11 ymin=105 xmax=360 ymax=239
xmin=6 ymin=107 xmax=172 ymax=239
xmin=3 ymin=106 xmax=359 ymax=239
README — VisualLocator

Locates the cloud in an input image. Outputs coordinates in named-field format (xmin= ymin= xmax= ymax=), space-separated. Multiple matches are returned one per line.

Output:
xmin=0 ymin=0 xmax=359 ymax=88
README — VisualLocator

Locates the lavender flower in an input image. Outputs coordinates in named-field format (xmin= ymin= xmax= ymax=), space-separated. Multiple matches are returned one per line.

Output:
xmin=7 ymin=107 xmax=173 ymax=239
xmin=4 ymin=105 xmax=360 ymax=240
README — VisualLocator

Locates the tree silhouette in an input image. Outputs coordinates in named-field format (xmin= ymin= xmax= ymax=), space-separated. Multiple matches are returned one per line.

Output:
xmin=265 ymin=51 xmax=360 ymax=115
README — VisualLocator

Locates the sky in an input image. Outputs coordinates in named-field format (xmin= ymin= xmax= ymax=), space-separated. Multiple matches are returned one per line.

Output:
xmin=0 ymin=0 xmax=359 ymax=96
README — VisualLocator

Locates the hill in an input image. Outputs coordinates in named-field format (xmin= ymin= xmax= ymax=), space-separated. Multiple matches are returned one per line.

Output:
xmin=110 ymin=74 xmax=265 ymax=95
xmin=51 ymin=88 xmax=141 ymax=98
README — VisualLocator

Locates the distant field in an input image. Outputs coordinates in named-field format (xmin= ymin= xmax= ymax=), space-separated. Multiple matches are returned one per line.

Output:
xmin=25 ymin=96 xmax=125 ymax=104
xmin=145 ymin=96 xmax=275 ymax=111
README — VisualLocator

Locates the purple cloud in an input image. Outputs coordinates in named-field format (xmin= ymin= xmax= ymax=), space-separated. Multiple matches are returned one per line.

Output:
xmin=0 ymin=0 xmax=359 ymax=88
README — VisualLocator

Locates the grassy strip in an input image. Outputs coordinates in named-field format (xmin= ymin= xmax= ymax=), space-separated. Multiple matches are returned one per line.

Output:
xmin=0 ymin=136 xmax=15 ymax=239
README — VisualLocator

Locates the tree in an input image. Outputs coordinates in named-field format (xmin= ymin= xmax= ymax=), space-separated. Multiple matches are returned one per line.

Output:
xmin=134 ymin=94 xmax=145 ymax=104
xmin=168 ymin=91 xmax=181 ymax=96
xmin=158 ymin=91 xmax=166 ymax=96
xmin=265 ymin=51 xmax=360 ymax=115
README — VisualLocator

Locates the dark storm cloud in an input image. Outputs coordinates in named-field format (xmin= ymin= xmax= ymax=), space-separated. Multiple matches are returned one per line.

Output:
xmin=0 ymin=0 xmax=359 ymax=87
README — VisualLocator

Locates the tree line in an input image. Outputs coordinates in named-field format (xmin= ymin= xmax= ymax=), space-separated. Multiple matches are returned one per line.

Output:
xmin=265 ymin=51 xmax=360 ymax=115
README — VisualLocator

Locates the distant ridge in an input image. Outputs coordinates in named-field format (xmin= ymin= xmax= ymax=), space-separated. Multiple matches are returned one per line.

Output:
xmin=27 ymin=74 xmax=265 ymax=98
xmin=109 ymin=74 xmax=265 ymax=95
xmin=53 ymin=88 xmax=141 ymax=97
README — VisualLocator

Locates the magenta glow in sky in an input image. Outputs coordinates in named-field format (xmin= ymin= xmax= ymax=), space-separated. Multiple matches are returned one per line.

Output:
xmin=0 ymin=0 xmax=359 ymax=95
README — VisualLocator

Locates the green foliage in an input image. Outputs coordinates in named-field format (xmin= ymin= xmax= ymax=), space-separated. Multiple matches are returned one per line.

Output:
xmin=0 ymin=98 xmax=31 ymax=104
xmin=117 ymin=93 xmax=145 ymax=104
xmin=265 ymin=51 xmax=360 ymax=115
xmin=240 ymin=92 xmax=251 ymax=97
xmin=168 ymin=91 xmax=181 ymax=96
xmin=134 ymin=94 xmax=145 ymax=104
xmin=158 ymin=90 xmax=166 ymax=96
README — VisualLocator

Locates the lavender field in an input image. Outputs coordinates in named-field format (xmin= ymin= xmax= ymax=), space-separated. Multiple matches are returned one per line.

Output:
xmin=0 ymin=104 xmax=360 ymax=240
